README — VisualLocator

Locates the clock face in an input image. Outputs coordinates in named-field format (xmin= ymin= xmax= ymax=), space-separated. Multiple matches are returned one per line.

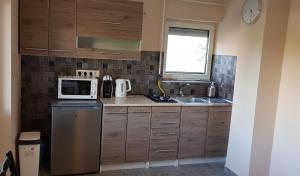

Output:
xmin=242 ymin=0 xmax=262 ymax=24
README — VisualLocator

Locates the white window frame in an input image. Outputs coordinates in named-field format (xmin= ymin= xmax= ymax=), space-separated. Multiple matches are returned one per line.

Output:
xmin=162 ymin=20 xmax=215 ymax=81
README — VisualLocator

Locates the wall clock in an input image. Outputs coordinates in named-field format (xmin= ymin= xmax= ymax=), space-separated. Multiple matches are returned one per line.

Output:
xmin=242 ymin=0 xmax=262 ymax=25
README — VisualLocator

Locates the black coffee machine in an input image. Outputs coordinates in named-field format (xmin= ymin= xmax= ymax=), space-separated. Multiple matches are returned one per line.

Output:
xmin=101 ymin=75 xmax=113 ymax=98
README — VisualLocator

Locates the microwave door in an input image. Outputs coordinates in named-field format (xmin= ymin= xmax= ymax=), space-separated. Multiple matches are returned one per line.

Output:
xmin=60 ymin=80 xmax=92 ymax=99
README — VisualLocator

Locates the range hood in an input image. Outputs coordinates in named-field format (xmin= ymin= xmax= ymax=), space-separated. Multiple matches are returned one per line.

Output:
xmin=77 ymin=36 xmax=141 ymax=52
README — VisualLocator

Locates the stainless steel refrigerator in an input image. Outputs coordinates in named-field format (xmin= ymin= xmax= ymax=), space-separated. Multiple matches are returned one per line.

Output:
xmin=51 ymin=101 xmax=102 ymax=175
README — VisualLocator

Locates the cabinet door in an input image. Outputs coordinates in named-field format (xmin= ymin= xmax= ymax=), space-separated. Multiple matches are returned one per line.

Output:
xmin=179 ymin=107 xmax=208 ymax=159
xmin=77 ymin=0 xmax=143 ymax=40
xmin=126 ymin=107 xmax=151 ymax=163
xmin=206 ymin=107 xmax=232 ymax=157
xmin=49 ymin=0 xmax=76 ymax=57
xmin=101 ymin=107 xmax=127 ymax=165
xmin=20 ymin=0 xmax=49 ymax=56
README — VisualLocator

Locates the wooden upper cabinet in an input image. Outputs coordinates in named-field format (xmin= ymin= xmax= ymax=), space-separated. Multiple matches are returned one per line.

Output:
xmin=77 ymin=0 xmax=144 ymax=40
xmin=49 ymin=0 xmax=76 ymax=57
xmin=20 ymin=0 xmax=49 ymax=56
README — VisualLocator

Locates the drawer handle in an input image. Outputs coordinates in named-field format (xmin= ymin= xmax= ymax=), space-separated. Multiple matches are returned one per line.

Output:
xmin=155 ymin=133 xmax=177 ymax=136
xmin=160 ymin=122 xmax=178 ymax=125
xmin=129 ymin=112 xmax=150 ymax=114
xmin=100 ymin=21 xmax=122 ymax=25
xmin=105 ymin=112 xmax=126 ymax=114
xmin=156 ymin=112 xmax=179 ymax=114
xmin=25 ymin=47 xmax=47 ymax=51
xmin=155 ymin=150 xmax=175 ymax=153
xmin=51 ymin=49 xmax=73 ymax=53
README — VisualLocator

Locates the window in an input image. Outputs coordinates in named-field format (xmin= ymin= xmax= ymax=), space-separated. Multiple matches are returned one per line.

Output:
xmin=163 ymin=21 xmax=215 ymax=81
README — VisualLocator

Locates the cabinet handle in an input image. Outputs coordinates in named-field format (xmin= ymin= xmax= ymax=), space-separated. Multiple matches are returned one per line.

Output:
xmin=51 ymin=49 xmax=73 ymax=53
xmin=155 ymin=112 xmax=179 ymax=114
xmin=25 ymin=47 xmax=47 ymax=51
xmin=99 ymin=51 xmax=122 ymax=55
xmin=91 ymin=48 xmax=122 ymax=55
xmin=155 ymin=133 xmax=177 ymax=136
xmin=155 ymin=150 xmax=175 ymax=153
xmin=100 ymin=21 xmax=122 ymax=25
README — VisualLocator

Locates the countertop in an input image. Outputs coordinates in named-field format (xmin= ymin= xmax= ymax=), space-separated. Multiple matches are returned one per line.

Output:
xmin=99 ymin=95 xmax=232 ymax=107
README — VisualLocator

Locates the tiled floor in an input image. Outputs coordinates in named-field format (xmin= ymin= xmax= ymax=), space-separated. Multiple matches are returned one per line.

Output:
xmin=41 ymin=162 xmax=225 ymax=176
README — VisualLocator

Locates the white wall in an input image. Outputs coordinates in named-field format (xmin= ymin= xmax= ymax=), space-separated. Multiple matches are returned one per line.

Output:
xmin=0 ymin=0 xmax=20 ymax=161
xmin=215 ymin=0 xmax=290 ymax=175
xmin=216 ymin=0 xmax=267 ymax=175
xmin=249 ymin=0 xmax=290 ymax=175
xmin=270 ymin=1 xmax=300 ymax=175
xmin=0 ymin=0 xmax=13 ymax=161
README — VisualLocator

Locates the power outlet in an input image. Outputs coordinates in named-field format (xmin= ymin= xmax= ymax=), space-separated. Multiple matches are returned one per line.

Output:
xmin=76 ymin=70 xmax=100 ymax=78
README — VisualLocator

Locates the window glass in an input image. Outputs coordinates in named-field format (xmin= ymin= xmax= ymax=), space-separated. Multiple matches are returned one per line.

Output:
xmin=162 ymin=21 xmax=214 ymax=81
xmin=166 ymin=27 xmax=209 ymax=74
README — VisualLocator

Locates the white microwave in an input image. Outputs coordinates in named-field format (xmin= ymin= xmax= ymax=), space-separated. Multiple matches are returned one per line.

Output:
xmin=58 ymin=76 xmax=98 ymax=100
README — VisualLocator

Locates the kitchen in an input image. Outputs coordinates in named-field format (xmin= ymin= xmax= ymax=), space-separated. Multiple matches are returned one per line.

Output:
xmin=1 ymin=0 xmax=299 ymax=176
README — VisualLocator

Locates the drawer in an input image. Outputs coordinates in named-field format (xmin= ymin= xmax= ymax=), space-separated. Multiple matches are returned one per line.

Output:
xmin=151 ymin=128 xmax=179 ymax=139
xmin=149 ymin=149 xmax=178 ymax=161
xmin=152 ymin=106 xmax=181 ymax=113
xmin=151 ymin=113 xmax=180 ymax=128
xmin=209 ymin=107 xmax=232 ymax=112
xmin=181 ymin=106 xmax=208 ymax=113
xmin=128 ymin=106 xmax=151 ymax=113
xmin=149 ymin=138 xmax=178 ymax=161
xmin=150 ymin=138 xmax=178 ymax=150
xmin=103 ymin=106 xmax=127 ymax=114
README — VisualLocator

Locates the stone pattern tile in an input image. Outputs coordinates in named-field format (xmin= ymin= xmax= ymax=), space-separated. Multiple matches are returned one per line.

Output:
xmin=21 ymin=52 xmax=160 ymax=132
xmin=39 ymin=162 xmax=225 ymax=176
xmin=21 ymin=53 xmax=236 ymax=133
xmin=211 ymin=55 xmax=237 ymax=101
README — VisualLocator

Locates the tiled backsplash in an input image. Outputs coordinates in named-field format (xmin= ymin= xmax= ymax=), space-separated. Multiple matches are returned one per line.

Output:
xmin=21 ymin=53 xmax=236 ymax=132
xmin=211 ymin=55 xmax=237 ymax=101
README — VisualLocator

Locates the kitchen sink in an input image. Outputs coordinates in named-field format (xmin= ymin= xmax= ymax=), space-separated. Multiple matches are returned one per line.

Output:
xmin=173 ymin=96 xmax=232 ymax=104
xmin=173 ymin=97 xmax=208 ymax=104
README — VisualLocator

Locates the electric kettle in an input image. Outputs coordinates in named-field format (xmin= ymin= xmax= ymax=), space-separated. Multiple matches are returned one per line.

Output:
xmin=115 ymin=79 xmax=132 ymax=98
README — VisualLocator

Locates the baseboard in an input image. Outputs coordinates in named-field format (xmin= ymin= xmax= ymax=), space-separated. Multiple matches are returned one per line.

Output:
xmin=224 ymin=167 xmax=238 ymax=176
xmin=100 ymin=157 xmax=225 ymax=172
xmin=179 ymin=157 xmax=225 ymax=165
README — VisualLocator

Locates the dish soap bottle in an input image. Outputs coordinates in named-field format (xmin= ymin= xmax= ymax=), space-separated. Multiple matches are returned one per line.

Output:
xmin=208 ymin=82 xmax=216 ymax=97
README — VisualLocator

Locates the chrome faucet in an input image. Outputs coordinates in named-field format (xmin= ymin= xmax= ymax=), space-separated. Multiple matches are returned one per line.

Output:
xmin=178 ymin=84 xmax=191 ymax=96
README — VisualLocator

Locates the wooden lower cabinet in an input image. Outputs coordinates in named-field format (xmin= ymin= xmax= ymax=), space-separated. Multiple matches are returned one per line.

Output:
xmin=149 ymin=106 xmax=181 ymax=161
xmin=101 ymin=107 xmax=127 ymax=164
xmin=126 ymin=107 xmax=151 ymax=163
xmin=179 ymin=107 xmax=209 ymax=159
xmin=205 ymin=107 xmax=232 ymax=157
xmin=100 ymin=105 xmax=232 ymax=165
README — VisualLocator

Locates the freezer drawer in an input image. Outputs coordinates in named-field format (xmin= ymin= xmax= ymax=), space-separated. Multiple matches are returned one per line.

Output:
xmin=51 ymin=104 xmax=102 ymax=175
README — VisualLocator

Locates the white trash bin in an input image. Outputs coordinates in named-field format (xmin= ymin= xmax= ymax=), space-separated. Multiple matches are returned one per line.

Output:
xmin=18 ymin=132 xmax=41 ymax=176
